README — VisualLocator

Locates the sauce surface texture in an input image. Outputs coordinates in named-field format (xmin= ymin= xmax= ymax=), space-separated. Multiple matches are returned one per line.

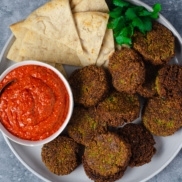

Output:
xmin=0 ymin=65 xmax=69 ymax=140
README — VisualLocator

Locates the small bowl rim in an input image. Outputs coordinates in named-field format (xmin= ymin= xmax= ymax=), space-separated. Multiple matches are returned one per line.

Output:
xmin=0 ymin=60 xmax=74 ymax=146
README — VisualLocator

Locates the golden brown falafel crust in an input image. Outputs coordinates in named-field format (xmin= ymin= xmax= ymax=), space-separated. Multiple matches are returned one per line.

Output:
xmin=41 ymin=136 xmax=80 ymax=175
xmin=133 ymin=22 xmax=175 ymax=65
xmin=67 ymin=107 xmax=107 ymax=146
xmin=83 ymin=132 xmax=131 ymax=182
xmin=142 ymin=97 xmax=182 ymax=136
xmin=118 ymin=123 xmax=156 ymax=167
xmin=83 ymin=157 xmax=126 ymax=182
xmin=108 ymin=47 xmax=145 ymax=94
xmin=68 ymin=65 xmax=109 ymax=107
xmin=96 ymin=90 xmax=140 ymax=127
xmin=155 ymin=64 xmax=182 ymax=98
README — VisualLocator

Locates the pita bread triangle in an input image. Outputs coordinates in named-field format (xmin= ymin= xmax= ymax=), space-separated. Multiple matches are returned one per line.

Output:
xmin=74 ymin=11 xmax=109 ymax=66
xmin=19 ymin=29 xmax=81 ymax=66
xmin=7 ymin=21 xmax=28 ymax=61
xmin=8 ymin=20 xmax=81 ymax=66
xmin=96 ymin=28 xmax=115 ymax=67
xmin=70 ymin=0 xmax=114 ymax=67
xmin=71 ymin=0 xmax=109 ymax=13
xmin=22 ymin=0 xmax=83 ymax=54
xmin=9 ymin=20 xmax=27 ymax=39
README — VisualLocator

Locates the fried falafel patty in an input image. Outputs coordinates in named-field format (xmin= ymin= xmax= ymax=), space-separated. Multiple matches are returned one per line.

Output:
xmin=69 ymin=65 xmax=109 ymax=107
xmin=118 ymin=123 xmax=156 ymax=167
xmin=108 ymin=47 xmax=145 ymax=94
xmin=96 ymin=90 xmax=140 ymax=127
xmin=41 ymin=135 xmax=80 ymax=175
xmin=155 ymin=64 xmax=182 ymax=98
xmin=142 ymin=97 xmax=182 ymax=136
xmin=83 ymin=132 xmax=131 ymax=182
xmin=133 ymin=22 xmax=175 ymax=65
xmin=67 ymin=107 xmax=107 ymax=146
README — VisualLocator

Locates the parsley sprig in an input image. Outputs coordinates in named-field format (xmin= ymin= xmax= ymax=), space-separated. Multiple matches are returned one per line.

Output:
xmin=107 ymin=0 xmax=162 ymax=46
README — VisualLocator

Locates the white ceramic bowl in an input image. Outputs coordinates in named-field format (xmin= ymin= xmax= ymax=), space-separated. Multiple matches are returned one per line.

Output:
xmin=0 ymin=60 xmax=73 ymax=146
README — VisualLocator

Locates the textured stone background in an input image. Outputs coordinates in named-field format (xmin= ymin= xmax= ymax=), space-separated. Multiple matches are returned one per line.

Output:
xmin=0 ymin=0 xmax=182 ymax=182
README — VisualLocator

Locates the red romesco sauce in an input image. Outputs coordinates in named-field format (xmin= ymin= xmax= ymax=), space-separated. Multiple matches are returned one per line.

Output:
xmin=0 ymin=65 xmax=69 ymax=141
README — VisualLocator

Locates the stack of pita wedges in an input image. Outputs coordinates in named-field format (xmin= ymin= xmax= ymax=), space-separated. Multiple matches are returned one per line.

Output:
xmin=7 ymin=0 xmax=115 ymax=71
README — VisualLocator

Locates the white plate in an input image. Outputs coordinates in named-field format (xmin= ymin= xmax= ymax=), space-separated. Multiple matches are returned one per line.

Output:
xmin=1 ymin=0 xmax=182 ymax=182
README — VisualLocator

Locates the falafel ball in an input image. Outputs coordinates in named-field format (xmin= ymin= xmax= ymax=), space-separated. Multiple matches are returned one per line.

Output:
xmin=133 ymin=22 xmax=175 ymax=65
xmin=118 ymin=123 xmax=156 ymax=167
xmin=83 ymin=132 xmax=131 ymax=182
xmin=69 ymin=65 xmax=109 ymax=107
xmin=108 ymin=47 xmax=145 ymax=94
xmin=155 ymin=64 xmax=182 ymax=98
xmin=96 ymin=90 xmax=140 ymax=127
xmin=142 ymin=96 xmax=182 ymax=136
xmin=67 ymin=107 xmax=107 ymax=146
xmin=41 ymin=135 xmax=80 ymax=175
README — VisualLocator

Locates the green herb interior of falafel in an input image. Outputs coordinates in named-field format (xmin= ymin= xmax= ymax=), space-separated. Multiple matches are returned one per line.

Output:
xmin=107 ymin=0 xmax=161 ymax=46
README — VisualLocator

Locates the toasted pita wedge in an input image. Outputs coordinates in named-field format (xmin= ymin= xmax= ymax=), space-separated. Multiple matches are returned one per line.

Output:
xmin=7 ymin=38 xmax=25 ymax=62
xmin=74 ymin=12 xmax=109 ymax=66
xmin=70 ymin=0 xmax=81 ymax=9
xmin=10 ymin=20 xmax=27 ymax=39
xmin=22 ymin=0 xmax=83 ymax=54
xmin=9 ymin=20 xmax=81 ymax=66
xmin=96 ymin=29 xmax=115 ymax=67
xmin=7 ymin=21 xmax=28 ymax=61
xmin=18 ymin=30 xmax=81 ymax=66
xmin=71 ymin=0 xmax=109 ymax=13
xmin=70 ymin=0 xmax=113 ymax=67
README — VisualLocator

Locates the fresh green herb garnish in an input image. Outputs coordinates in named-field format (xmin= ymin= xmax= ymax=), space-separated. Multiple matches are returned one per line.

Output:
xmin=107 ymin=0 xmax=162 ymax=46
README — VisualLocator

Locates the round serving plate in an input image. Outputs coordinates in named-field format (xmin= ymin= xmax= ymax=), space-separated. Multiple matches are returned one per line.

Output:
xmin=1 ymin=0 xmax=182 ymax=182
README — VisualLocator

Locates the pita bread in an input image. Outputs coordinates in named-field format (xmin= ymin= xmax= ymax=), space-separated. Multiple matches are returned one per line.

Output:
xmin=18 ymin=30 xmax=81 ymax=66
xmin=8 ymin=20 xmax=81 ymax=66
xmin=71 ymin=0 xmax=109 ymax=13
xmin=7 ymin=38 xmax=24 ymax=61
xmin=10 ymin=20 xmax=27 ymax=39
xmin=70 ymin=0 xmax=113 ymax=67
xmin=96 ymin=29 xmax=115 ymax=67
xmin=22 ymin=0 xmax=83 ymax=54
xmin=7 ymin=21 xmax=28 ymax=61
xmin=7 ymin=0 xmax=114 ymax=68
xmin=74 ymin=12 xmax=109 ymax=66
xmin=70 ymin=0 xmax=82 ymax=8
